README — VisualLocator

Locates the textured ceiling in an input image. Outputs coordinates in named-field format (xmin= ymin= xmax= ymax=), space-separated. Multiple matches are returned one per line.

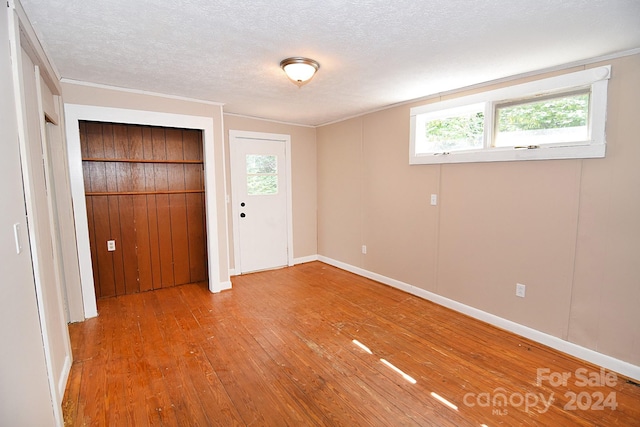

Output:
xmin=20 ymin=0 xmax=640 ymax=126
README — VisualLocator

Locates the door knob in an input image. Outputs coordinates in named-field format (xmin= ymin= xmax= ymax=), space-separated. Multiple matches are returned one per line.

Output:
xmin=240 ymin=213 xmax=246 ymax=218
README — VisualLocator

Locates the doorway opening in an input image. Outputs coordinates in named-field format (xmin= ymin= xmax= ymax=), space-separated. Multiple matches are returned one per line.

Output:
xmin=80 ymin=121 xmax=208 ymax=298
xmin=65 ymin=105 xmax=227 ymax=318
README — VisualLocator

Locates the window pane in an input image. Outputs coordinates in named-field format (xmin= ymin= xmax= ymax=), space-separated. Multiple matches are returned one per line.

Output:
xmin=415 ymin=103 xmax=485 ymax=154
xmin=247 ymin=175 xmax=278 ymax=195
xmin=494 ymin=92 xmax=589 ymax=147
xmin=246 ymin=154 xmax=277 ymax=174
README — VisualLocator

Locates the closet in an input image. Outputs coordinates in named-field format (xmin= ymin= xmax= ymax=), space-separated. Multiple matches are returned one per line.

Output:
xmin=81 ymin=121 xmax=208 ymax=298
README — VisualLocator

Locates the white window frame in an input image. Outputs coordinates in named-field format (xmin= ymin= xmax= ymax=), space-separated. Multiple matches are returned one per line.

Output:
xmin=409 ymin=65 xmax=611 ymax=165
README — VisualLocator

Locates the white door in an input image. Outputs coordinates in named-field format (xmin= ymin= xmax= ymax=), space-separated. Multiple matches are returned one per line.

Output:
xmin=17 ymin=49 xmax=71 ymax=426
xmin=230 ymin=131 xmax=292 ymax=274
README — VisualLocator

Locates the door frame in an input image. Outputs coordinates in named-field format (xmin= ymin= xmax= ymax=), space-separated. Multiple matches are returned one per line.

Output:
xmin=65 ymin=104 xmax=227 ymax=318
xmin=229 ymin=130 xmax=294 ymax=273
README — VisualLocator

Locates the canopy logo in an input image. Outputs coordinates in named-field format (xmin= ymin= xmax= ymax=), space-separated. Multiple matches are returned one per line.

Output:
xmin=462 ymin=367 xmax=618 ymax=416
xmin=462 ymin=388 xmax=554 ymax=416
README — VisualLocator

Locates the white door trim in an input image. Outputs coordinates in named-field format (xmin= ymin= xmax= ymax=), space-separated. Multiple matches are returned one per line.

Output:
xmin=229 ymin=130 xmax=294 ymax=273
xmin=65 ymin=104 xmax=227 ymax=318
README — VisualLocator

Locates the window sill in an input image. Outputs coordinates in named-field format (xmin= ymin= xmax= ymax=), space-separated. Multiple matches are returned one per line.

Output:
xmin=409 ymin=143 xmax=605 ymax=165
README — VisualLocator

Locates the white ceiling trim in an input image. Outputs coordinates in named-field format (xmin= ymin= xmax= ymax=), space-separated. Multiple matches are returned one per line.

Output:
xmin=61 ymin=78 xmax=225 ymax=107
xmin=223 ymin=111 xmax=316 ymax=129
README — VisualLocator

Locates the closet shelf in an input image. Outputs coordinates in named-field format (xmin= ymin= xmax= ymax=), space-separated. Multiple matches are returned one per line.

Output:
xmin=82 ymin=157 xmax=203 ymax=165
xmin=85 ymin=189 xmax=205 ymax=196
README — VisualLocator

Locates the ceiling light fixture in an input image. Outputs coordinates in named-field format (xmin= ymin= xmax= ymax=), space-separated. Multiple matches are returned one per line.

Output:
xmin=280 ymin=57 xmax=320 ymax=87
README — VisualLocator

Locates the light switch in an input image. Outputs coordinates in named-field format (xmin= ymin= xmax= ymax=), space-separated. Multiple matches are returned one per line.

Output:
xmin=107 ymin=240 xmax=116 ymax=252
xmin=13 ymin=223 xmax=22 ymax=254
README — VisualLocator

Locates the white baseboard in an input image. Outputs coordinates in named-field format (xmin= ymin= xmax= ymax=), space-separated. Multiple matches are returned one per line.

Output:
xmin=211 ymin=280 xmax=232 ymax=292
xmin=317 ymin=255 xmax=640 ymax=382
xmin=228 ymin=255 xmax=317 ymax=277
xmin=58 ymin=354 xmax=72 ymax=399
xmin=294 ymin=255 xmax=319 ymax=265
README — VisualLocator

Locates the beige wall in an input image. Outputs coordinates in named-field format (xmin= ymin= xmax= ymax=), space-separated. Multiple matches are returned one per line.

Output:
xmin=317 ymin=119 xmax=364 ymax=267
xmin=317 ymin=53 xmax=640 ymax=366
xmin=62 ymin=82 xmax=230 ymax=287
xmin=223 ymin=114 xmax=317 ymax=269
xmin=569 ymin=55 xmax=640 ymax=362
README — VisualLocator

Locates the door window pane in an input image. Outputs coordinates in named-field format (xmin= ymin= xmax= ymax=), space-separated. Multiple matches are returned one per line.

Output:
xmin=247 ymin=175 xmax=277 ymax=195
xmin=246 ymin=154 xmax=277 ymax=174
xmin=246 ymin=154 xmax=278 ymax=195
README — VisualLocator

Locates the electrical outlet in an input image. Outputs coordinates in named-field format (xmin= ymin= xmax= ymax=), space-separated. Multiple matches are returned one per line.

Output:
xmin=362 ymin=245 xmax=367 ymax=254
xmin=430 ymin=194 xmax=438 ymax=206
xmin=107 ymin=240 xmax=116 ymax=252
xmin=516 ymin=283 xmax=526 ymax=298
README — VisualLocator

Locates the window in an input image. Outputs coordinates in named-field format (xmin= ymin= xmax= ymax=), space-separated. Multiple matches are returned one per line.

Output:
xmin=415 ymin=103 xmax=485 ymax=154
xmin=410 ymin=66 xmax=610 ymax=164
xmin=494 ymin=90 xmax=590 ymax=148
xmin=246 ymin=154 xmax=278 ymax=195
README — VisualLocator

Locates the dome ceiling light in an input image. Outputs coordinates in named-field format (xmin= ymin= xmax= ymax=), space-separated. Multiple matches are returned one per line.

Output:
xmin=280 ymin=57 xmax=320 ymax=87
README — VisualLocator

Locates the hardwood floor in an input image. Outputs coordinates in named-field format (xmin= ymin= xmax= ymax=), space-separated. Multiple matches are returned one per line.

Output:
xmin=63 ymin=262 xmax=640 ymax=426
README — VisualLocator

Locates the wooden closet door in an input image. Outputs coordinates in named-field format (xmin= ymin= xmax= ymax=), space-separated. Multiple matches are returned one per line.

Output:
xmin=81 ymin=121 xmax=208 ymax=299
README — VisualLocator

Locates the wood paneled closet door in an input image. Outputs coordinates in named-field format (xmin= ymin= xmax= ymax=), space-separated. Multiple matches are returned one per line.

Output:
xmin=81 ymin=121 xmax=208 ymax=299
